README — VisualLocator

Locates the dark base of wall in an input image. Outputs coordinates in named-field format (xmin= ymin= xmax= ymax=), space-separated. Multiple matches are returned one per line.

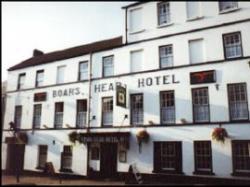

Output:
xmin=2 ymin=170 xmax=250 ymax=185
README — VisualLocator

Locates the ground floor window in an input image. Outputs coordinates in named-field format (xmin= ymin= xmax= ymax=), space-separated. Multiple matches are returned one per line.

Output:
xmin=194 ymin=141 xmax=213 ymax=175
xmin=60 ymin=145 xmax=72 ymax=172
xmin=37 ymin=145 xmax=48 ymax=169
xmin=154 ymin=141 xmax=182 ymax=173
xmin=232 ymin=140 xmax=250 ymax=176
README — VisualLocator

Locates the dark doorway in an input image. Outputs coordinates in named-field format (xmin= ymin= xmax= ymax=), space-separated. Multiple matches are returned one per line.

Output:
xmin=6 ymin=144 xmax=25 ymax=174
xmin=100 ymin=143 xmax=117 ymax=178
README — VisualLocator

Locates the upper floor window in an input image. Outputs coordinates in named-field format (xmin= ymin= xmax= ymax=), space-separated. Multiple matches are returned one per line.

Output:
xmin=232 ymin=140 xmax=250 ymax=175
xmin=130 ymin=50 xmax=143 ymax=73
xmin=159 ymin=45 xmax=173 ymax=68
xmin=158 ymin=2 xmax=171 ymax=26
xmin=219 ymin=2 xmax=238 ymax=12
xmin=228 ymin=83 xmax=249 ymax=121
xmin=102 ymin=97 xmax=113 ymax=126
xmin=194 ymin=141 xmax=213 ymax=174
xmin=36 ymin=70 xmax=44 ymax=87
xmin=189 ymin=38 xmax=205 ymax=64
xmin=129 ymin=7 xmax=143 ymax=33
xmin=223 ymin=32 xmax=242 ymax=59
xmin=186 ymin=2 xmax=201 ymax=20
xmin=54 ymin=102 xmax=64 ymax=128
xmin=76 ymin=100 xmax=87 ymax=128
xmin=192 ymin=87 xmax=210 ymax=123
xmin=130 ymin=94 xmax=143 ymax=125
xmin=14 ymin=105 xmax=22 ymax=129
xmin=103 ymin=56 xmax=114 ymax=77
xmin=160 ymin=91 xmax=175 ymax=124
xmin=56 ymin=65 xmax=66 ymax=84
xmin=17 ymin=73 xmax=26 ymax=90
xmin=79 ymin=61 xmax=88 ymax=81
xmin=33 ymin=104 xmax=42 ymax=129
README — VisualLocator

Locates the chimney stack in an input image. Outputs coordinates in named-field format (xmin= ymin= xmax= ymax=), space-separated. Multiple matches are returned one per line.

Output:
xmin=33 ymin=49 xmax=44 ymax=57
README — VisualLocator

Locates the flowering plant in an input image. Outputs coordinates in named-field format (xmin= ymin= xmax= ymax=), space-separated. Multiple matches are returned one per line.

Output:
xmin=212 ymin=127 xmax=228 ymax=143
xmin=68 ymin=131 xmax=79 ymax=144
xmin=136 ymin=130 xmax=149 ymax=153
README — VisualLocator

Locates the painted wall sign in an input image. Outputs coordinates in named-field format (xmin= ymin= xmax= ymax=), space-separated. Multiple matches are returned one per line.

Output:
xmin=190 ymin=70 xmax=216 ymax=85
xmin=52 ymin=87 xmax=80 ymax=98
xmin=116 ymin=85 xmax=126 ymax=108
xmin=94 ymin=82 xmax=126 ymax=93
xmin=34 ymin=92 xmax=47 ymax=102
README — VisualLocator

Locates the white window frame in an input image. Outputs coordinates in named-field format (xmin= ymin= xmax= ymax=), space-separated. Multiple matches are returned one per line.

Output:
xmin=129 ymin=7 xmax=144 ymax=34
xmin=36 ymin=70 xmax=44 ymax=87
xmin=79 ymin=61 xmax=88 ymax=81
xmin=157 ymin=1 xmax=171 ymax=26
xmin=223 ymin=32 xmax=243 ymax=59
xmin=56 ymin=65 xmax=66 ymax=84
xmin=103 ymin=56 xmax=114 ymax=77
xmin=186 ymin=2 xmax=203 ymax=21
xmin=219 ymin=2 xmax=239 ymax=13
xmin=159 ymin=45 xmax=174 ymax=68
xmin=130 ymin=49 xmax=143 ymax=73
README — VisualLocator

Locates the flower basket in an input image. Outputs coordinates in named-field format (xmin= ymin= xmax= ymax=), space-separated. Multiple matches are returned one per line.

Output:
xmin=212 ymin=127 xmax=228 ymax=143
xmin=68 ymin=131 xmax=79 ymax=144
xmin=136 ymin=130 xmax=150 ymax=153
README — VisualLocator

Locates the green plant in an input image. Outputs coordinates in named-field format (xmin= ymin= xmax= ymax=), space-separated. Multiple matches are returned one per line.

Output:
xmin=68 ymin=131 xmax=79 ymax=144
xmin=212 ymin=127 xmax=228 ymax=143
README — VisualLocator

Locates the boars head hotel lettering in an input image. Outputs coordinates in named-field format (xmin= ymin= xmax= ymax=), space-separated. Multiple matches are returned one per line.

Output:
xmin=53 ymin=87 xmax=81 ymax=97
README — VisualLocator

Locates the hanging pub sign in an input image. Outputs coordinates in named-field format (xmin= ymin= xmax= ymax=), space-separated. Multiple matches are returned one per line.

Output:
xmin=190 ymin=70 xmax=216 ymax=85
xmin=116 ymin=85 xmax=126 ymax=108
xmin=34 ymin=92 xmax=47 ymax=102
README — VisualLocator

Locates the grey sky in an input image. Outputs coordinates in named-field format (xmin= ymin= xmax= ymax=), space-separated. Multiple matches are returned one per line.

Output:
xmin=2 ymin=2 xmax=134 ymax=81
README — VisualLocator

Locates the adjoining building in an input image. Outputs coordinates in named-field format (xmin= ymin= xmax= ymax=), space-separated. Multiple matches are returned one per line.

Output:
xmin=2 ymin=1 xmax=250 ymax=184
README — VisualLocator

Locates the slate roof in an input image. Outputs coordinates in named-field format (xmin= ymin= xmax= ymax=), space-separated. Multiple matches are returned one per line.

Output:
xmin=8 ymin=36 xmax=123 ymax=71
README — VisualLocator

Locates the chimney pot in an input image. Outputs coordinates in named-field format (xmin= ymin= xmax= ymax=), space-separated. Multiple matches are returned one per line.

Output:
xmin=33 ymin=49 xmax=44 ymax=57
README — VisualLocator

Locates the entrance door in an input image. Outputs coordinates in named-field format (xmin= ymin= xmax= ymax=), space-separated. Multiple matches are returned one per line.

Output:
xmin=100 ymin=143 xmax=117 ymax=178
xmin=6 ymin=144 xmax=25 ymax=174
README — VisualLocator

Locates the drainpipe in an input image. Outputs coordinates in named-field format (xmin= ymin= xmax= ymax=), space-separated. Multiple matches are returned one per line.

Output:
xmin=125 ymin=8 xmax=128 ymax=44
xmin=87 ymin=52 xmax=93 ymax=133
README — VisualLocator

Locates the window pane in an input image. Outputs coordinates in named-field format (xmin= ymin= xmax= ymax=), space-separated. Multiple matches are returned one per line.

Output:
xmin=187 ymin=2 xmax=201 ymax=19
xmin=233 ymin=141 xmax=250 ymax=172
xmin=219 ymin=2 xmax=238 ymax=12
xmin=103 ymin=56 xmax=114 ymax=77
xmin=79 ymin=62 xmax=88 ymax=80
xmin=55 ymin=103 xmax=63 ymax=128
xmin=161 ymin=91 xmax=175 ymax=124
xmin=160 ymin=45 xmax=173 ymax=68
xmin=158 ymin=2 xmax=170 ymax=25
xmin=18 ymin=74 xmax=26 ymax=89
xmin=14 ymin=106 xmax=22 ymax=128
xmin=36 ymin=70 xmax=44 ymax=87
xmin=131 ymin=50 xmax=143 ymax=72
xmin=224 ymin=33 xmax=242 ymax=59
xmin=130 ymin=8 xmax=142 ymax=32
xmin=189 ymin=39 xmax=204 ymax=64
xmin=57 ymin=66 xmax=66 ymax=84
xmin=76 ymin=100 xmax=87 ymax=128
xmin=38 ymin=145 xmax=47 ymax=168
xmin=131 ymin=94 xmax=143 ymax=125
xmin=33 ymin=104 xmax=42 ymax=129
xmin=194 ymin=141 xmax=212 ymax=171
xmin=102 ymin=97 xmax=113 ymax=126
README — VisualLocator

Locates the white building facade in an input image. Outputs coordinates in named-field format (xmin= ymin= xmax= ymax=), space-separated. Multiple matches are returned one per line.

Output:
xmin=2 ymin=1 xmax=250 ymax=184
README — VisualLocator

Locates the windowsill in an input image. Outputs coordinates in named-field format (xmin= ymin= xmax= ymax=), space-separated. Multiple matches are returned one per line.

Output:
xmin=219 ymin=7 xmax=241 ymax=14
xmin=193 ymin=170 xmax=215 ymax=176
xmin=231 ymin=171 xmax=250 ymax=177
xmin=186 ymin=16 xmax=204 ymax=22
xmin=152 ymin=170 xmax=184 ymax=175
xmin=157 ymin=22 xmax=174 ymax=29
xmin=225 ymin=55 xmax=243 ymax=60
xmin=36 ymin=166 xmax=45 ymax=170
xmin=59 ymin=168 xmax=73 ymax=173
xmin=129 ymin=29 xmax=145 ymax=35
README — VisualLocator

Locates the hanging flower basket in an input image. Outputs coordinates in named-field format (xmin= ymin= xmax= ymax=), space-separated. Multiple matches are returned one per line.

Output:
xmin=212 ymin=127 xmax=228 ymax=143
xmin=136 ymin=130 xmax=150 ymax=153
xmin=68 ymin=131 xmax=79 ymax=144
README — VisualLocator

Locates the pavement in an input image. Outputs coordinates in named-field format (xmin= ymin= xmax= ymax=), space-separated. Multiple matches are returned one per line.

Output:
xmin=2 ymin=175 xmax=125 ymax=186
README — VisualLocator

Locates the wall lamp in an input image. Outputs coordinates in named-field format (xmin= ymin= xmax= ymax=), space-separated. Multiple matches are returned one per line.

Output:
xmin=215 ymin=84 xmax=220 ymax=91
xmin=248 ymin=61 xmax=250 ymax=68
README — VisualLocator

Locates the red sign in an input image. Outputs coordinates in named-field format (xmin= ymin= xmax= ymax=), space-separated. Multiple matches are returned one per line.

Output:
xmin=34 ymin=92 xmax=47 ymax=102
xmin=190 ymin=70 xmax=216 ymax=84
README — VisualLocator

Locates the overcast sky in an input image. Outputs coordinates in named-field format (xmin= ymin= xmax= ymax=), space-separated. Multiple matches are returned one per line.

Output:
xmin=2 ymin=1 xmax=133 ymax=82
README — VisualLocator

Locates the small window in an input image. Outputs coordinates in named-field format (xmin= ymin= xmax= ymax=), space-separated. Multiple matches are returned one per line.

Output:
xmin=192 ymin=87 xmax=210 ymax=123
xmin=154 ymin=142 xmax=182 ymax=173
xmin=56 ymin=65 xmax=66 ymax=84
xmin=76 ymin=100 xmax=87 ymax=128
xmin=228 ymin=83 xmax=249 ymax=121
xmin=33 ymin=104 xmax=42 ymax=129
xmin=102 ymin=97 xmax=113 ymax=126
xmin=103 ymin=56 xmax=114 ymax=77
xmin=158 ymin=2 xmax=171 ymax=26
xmin=223 ymin=32 xmax=243 ymax=59
xmin=189 ymin=39 xmax=205 ymax=64
xmin=160 ymin=91 xmax=175 ymax=124
xmin=186 ymin=2 xmax=201 ymax=20
xmin=232 ymin=140 xmax=250 ymax=175
xmin=36 ymin=70 xmax=44 ymax=87
xmin=91 ymin=147 xmax=99 ymax=160
xmin=159 ymin=45 xmax=173 ymax=68
xmin=219 ymin=2 xmax=238 ymax=12
xmin=194 ymin=141 xmax=213 ymax=174
xmin=130 ymin=94 xmax=143 ymax=125
xmin=54 ymin=102 xmax=64 ymax=128
xmin=79 ymin=61 xmax=88 ymax=81
xmin=17 ymin=73 xmax=26 ymax=90
xmin=61 ymin=145 xmax=72 ymax=172
xmin=14 ymin=105 xmax=22 ymax=129
xmin=130 ymin=50 xmax=143 ymax=73
xmin=37 ymin=145 xmax=48 ymax=169
xmin=129 ymin=8 xmax=143 ymax=32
